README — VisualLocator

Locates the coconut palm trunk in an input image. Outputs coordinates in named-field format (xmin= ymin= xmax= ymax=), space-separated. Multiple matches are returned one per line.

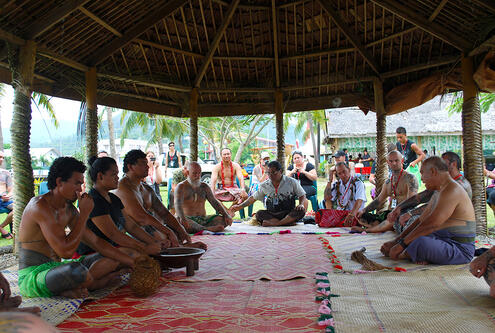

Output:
xmin=106 ymin=107 xmax=116 ymax=159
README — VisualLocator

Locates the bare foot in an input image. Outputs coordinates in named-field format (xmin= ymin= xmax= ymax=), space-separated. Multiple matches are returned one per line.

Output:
xmin=186 ymin=241 xmax=207 ymax=251
xmin=14 ymin=306 xmax=41 ymax=315
xmin=60 ymin=287 xmax=89 ymax=299
xmin=0 ymin=295 xmax=22 ymax=310
xmin=261 ymin=219 xmax=280 ymax=227
xmin=416 ymin=261 xmax=429 ymax=265
xmin=205 ymin=225 xmax=224 ymax=232
xmin=89 ymin=268 xmax=129 ymax=291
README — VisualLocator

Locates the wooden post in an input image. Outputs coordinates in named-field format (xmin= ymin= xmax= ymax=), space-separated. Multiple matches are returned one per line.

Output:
xmin=274 ymin=89 xmax=284 ymax=168
xmin=11 ymin=40 xmax=36 ymax=250
xmin=85 ymin=67 xmax=98 ymax=188
xmin=461 ymin=55 xmax=487 ymax=235
xmin=373 ymin=77 xmax=387 ymax=198
xmin=189 ymin=87 xmax=199 ymax=162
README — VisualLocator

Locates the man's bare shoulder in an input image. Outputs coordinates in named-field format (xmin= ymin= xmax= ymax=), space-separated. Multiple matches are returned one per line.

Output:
xmin=24 ymin=194 xmax=62 ymax=221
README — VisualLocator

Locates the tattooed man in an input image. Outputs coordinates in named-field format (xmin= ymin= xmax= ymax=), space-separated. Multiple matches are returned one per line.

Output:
xmin=381 ymin=156 xmax=475 ymax=265
xmin=175 ymin=162 xmax=233 ymax=233
xmin=354 ymin=150 xmax=418 ymax=232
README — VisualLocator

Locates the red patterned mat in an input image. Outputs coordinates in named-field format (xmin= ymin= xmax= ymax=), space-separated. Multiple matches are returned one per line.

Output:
xmin=164 ymin=234 xmax=333 ymax=281
xmin=58 ymin=279 xmax=320 ymax=332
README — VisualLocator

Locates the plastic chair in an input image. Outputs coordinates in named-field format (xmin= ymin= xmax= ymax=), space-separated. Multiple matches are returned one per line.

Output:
xmin=308 ymin=180 xmax=319 ymax=213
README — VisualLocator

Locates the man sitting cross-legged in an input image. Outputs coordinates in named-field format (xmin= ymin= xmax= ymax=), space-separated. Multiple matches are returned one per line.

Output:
xmin=353 ymin=150 xmax=418 ymax=232
xmin=321 ymin=162 xmax=366 ymax=226
xmin=382 ymin=151 xmax=472 ymax=235
xmin=230 ymin=161 xmax=308 ymax=227
xmin=381 ymin=156 xmax=476 ymax=265
xmin=17 ymin=157 xmax=135 ymax=299
xmin=175 ymin=162 xmax=233 ymax=233
xmin=115 ymin=150 xmax=206 ymax=250
xmin=210 ymin=147 xmax=248 ymax=215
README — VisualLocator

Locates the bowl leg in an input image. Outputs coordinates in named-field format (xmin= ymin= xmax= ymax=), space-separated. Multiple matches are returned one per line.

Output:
xmin=194 ymin=258 xmax=199 ymax=270
xmin=186 ymin=260 xmax=195 ymax=276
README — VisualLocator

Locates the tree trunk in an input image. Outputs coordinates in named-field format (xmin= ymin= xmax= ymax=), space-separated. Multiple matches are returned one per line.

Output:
xmin=461 ymin=55 xmax=486 ymax=235
xmin=307 ymin=112 xmax=319 ymax=170
xmin=157 ymin=137 xmax=164 ymax=155
xmin=233 ymin=115 xmax=273 ymax=163
xmin=106 ymin=107 xmax=116 ymax=159
xmin=178 ymin=136 xmax=184 ymax=153
xmin=11 ymin=41 xmax=36 ymax=251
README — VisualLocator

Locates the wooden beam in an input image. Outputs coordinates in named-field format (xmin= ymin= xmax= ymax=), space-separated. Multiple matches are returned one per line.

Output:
xmin=469 ymin=34 xmax=495 ymax=57
xmin=79 ymin=7 xmax=123 ymax=37
xmin=471 ymin=0 xmax=495 ymax=14
xmin=200 ymin=87 xmax=275 ymax=93
xmin=87 ymin=0 xmax=186 ymax=66
xmin=319 ymin=0 xmax=381 ymax=75
xmin=429 ymin=0 xmax=448 ymax=22
xmin=0 ymin=28 xmax=25 ymax=45
xmin=38 ymin=48 xmax=89 ymax=72
xmin=271 ymin=0 xmax=280 ymax=88
xmin=98 ymin=72 xmax=191 ymax=93
xmin=193 ymin=0 xmax=240 ymax=87
xmin=98 ymin=89 xmax=179 ymax=106
xmin=371 ymin=0 xmax=472 ymax=51
xmin=281 ymin=47 xmax=355 ymax=61
xmin=274 ymin=89 xmax=284 ymax=166
xmin=24 ymin=0 xmax=90 ymax=39
xmin=381 ymin=56 xmax=459 ymax=78
xmin=373 ymin=77 xmax=387 ymax=200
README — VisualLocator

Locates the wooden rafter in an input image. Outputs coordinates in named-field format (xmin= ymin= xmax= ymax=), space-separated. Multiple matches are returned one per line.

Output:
xmin=318 ymin=0 xmax=381 ymax=75
xmin=471 ymin=0 xmax=495 ymax=14
xmin=87 ymin=0 xmax=186 ymax=66
xmin=271 ymin=0 xmax=280 ymax=88
xmin=371 ymin=0 xmax=472 ymax=51
xmin=193 ymin=0 xmax=240 ymax=88
xmin=429 ymin=0 xmax=448 ymax=22
xmin=469 ymin=34 xmax=495 ymax=56
xmin=79 ymin=7 xmax=123 ymax=37
xmin=23 ymin=0 xmax=91 ymax=39
xmin=99 ymin=72 xmax=191 ymax=93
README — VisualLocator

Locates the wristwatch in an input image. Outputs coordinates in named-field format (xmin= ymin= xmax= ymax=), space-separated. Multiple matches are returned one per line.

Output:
xmin=397 ymin=238 xmax=408 ymax=249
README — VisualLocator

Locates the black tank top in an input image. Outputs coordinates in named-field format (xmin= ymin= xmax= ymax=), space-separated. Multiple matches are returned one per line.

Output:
xmin=167 ymin=151 xmax=180 ymax=168
xmin=396 ymin=139 xmax=417 ymax=169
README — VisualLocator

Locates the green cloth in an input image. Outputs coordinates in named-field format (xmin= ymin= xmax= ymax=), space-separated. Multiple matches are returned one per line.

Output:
xmin=187 ymin=214 xmax=221 ymax=226
xmin=19 ymin=257 xmax=85 ymax=298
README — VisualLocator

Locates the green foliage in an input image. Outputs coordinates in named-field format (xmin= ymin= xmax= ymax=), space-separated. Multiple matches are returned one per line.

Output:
xmin=447 ymin=92 xmax=495 ymax=115
xmin=32 ymin=92 xmax=58 ymax=128
xmin=3 ymin=144 xmax=10 ymax=149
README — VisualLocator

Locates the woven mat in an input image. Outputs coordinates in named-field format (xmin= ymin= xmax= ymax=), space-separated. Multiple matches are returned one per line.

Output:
xmin=329 ymin=270 xmax=495 ymax=332
xmin=321 ymin=232 xmax=469 ymax=273
xmin=164 ymin=234 xmax=333 ymax=281
xmin=58 ymin=279 xmax=321 ymax=332
xmin=1 ymin=269 xmax=129 ymax=326
xmin=222 ymin=221 xmax=351 ymax=235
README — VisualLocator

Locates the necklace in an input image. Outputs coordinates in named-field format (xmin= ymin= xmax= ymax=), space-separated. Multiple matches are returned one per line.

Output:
xmin=390 ymin=169 xmax=403 ymax=198
xmin=221 ymin=161 xmax=234 ymax=188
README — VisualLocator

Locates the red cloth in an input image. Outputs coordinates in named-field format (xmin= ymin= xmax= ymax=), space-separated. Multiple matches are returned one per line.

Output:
xmin=315 ymin=209 xmax=358 ymax=228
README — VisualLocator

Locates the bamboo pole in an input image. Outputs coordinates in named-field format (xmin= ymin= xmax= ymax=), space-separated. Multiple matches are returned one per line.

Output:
xmin=274 ymin=89 xmax=284 ymax=168
xmin=373 ymin=77 xmax=387 ymax=198
xmin=85 ymin=67 xmax=98 ymax=188
xmin=11 ymin=40 xmax=36 ymax=251
xmin=461 ymin=55 xmax=487 ymax=235
xmin=190 ymin=88 xmax=199 ymax=162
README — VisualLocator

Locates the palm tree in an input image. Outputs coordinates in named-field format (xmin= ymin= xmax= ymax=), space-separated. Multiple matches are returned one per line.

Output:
xmin=291 ymin=110 xmax=327 ymax=170
xmin=447 ymin=92 xmax=495 ymax=114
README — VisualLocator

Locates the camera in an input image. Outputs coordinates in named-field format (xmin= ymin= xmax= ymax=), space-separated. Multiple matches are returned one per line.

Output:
xmin=150 ymin=157 xmax=156 ymax=162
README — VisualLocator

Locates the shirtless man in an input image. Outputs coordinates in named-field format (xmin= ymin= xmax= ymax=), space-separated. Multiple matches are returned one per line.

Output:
xmin=381 ymin=156 xmax=475 ymax=265
xmin=114 ymin=150 xmax=205 ymax=249
xmin=354 ymin=150 xmax=418 ymax=232
xmin=375 ymin=151 xmax=472 ymax=234
xmin=210 ymin=148 xmax=248 ymax=212
xmin=17 ymin=157 xmax=135 ymax=299
xmin=175 ymin=162 xmax=233 ymax=233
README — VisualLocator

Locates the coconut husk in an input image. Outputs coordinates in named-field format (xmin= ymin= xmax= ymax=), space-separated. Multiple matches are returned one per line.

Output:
xmin=129 ymin=255 xmax=161 ymax=297
xmin=351 ymin=249 xmax=392 ymax=271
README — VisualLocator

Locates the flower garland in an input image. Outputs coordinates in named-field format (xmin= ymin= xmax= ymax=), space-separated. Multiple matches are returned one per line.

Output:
xmin=315 ymin=272 xmax=339 ymax=332
xmin=319 ymin=237 xmax=343 ymax=272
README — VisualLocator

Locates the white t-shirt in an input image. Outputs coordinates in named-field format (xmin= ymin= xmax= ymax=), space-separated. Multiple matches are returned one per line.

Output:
xmin=330 ymin=176 xmax=366 ymax=210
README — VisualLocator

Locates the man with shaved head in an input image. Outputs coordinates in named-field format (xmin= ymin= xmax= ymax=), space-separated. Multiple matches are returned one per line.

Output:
xmin=175 ymin=161 xmax=233 ymax=233
xmin=381 ymin=156 xmax=476 ymax=265
xmin=355 ymin=150 xmax=418 ymax=231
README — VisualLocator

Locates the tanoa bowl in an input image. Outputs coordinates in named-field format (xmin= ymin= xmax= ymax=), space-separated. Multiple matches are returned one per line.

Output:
xmin=153 ymin=247 xmax=206 ymax=276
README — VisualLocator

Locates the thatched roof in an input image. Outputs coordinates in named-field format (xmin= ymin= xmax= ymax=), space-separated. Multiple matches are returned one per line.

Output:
xmin=0 ymin=0 xmax=494 ymax=117
xmin=325 ymin=96 xmax=495 ymax=138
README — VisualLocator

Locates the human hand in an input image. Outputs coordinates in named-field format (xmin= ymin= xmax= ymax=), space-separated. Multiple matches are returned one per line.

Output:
xmin=356 ymin=210 xmax=365 ymax=219
xmin=0 ymin=273 xmax=11 ymax=302
xmin=77 ymin=192 xmax=94 ymax=217
xmin=380 ymin=240 xmax=396 ymax=257
xmin=179 ymin=229 xmax=192 ymax=245
xmin=224 ymin=215 xmax=233 ymax=226
xmin=410 ymin=161 xmax=417 ymax=168
xmin=295 ymin=204 xmax=305 ymax=211
xmin=387 ymin=206 xmax=401 ymax=222
xmin=399 ymin=212 xmax=412 ymax=226
xmin=470 ymin=255 xmax=488 ymax=278
xmin=389 ymin=243 xmax=404 ymax=260
xmin=144 ymin=241 xmax=162 ymax=255
xmin=343 ymin=214 xmax=355 ymax=227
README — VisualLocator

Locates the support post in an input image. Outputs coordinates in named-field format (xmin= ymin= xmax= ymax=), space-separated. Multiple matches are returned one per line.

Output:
xmin=85 ymin=67 xmax=98 ymax=188
xmin=461 ymin=55 xmax=487 ymax=235
xmin=189 ymin=88 xmax=199 ymax=162
xmin=274 ymin=90 xmax=285 ymax=168
xmin=373 ymin=77 xmax=387 ymax=198
xmin=11 ymin=40 xmax=36 ymax=250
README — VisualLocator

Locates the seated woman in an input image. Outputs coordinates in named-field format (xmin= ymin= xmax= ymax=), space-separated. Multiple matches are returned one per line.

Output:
xmin=76 ymin=156 xmax=163 ymax=257
xmin=286 ymin=150 xmax=317 ymax=197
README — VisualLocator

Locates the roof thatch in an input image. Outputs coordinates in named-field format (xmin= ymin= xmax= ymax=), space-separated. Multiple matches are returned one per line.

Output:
xmin=325 ymin=96 xmax=495 ymax=138
xmin=0 ymin=0 xmax=494 ymax=117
